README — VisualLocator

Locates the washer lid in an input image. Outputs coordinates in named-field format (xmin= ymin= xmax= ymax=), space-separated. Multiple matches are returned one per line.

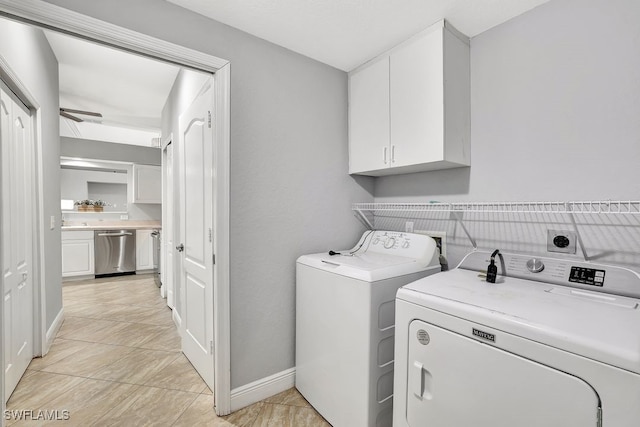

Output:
xmin=297 ymin=252 xmax=438 ymax=282
xmin=397 ymin=268 xmax=640 ymax=374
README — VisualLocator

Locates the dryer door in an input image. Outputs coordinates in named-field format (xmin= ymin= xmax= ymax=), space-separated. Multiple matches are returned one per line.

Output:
xmin=406 ymin=320 xmax=600 ymax=427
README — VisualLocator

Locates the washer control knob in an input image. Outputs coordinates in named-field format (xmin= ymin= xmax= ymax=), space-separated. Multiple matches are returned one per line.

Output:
xmin=373 ymin=238 xmax=380 ymax=245
xmin=402 ymin=241 xmax=410 ymax=249
xmin=526 ymin=258 xmax=545 ymax=273
xmin=384 ymin=237 xmax=396 ymax=249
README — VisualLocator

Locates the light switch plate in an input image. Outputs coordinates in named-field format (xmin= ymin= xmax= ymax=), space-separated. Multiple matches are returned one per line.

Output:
xmin=50 ymin=215 xmax=55 ymax=230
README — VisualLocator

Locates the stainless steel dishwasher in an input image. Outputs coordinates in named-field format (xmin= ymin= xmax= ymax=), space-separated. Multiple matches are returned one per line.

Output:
xmin=94 ymin=230 xmax=136 ymax=276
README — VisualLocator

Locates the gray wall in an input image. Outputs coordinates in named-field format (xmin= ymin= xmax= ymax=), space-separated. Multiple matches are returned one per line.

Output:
xmin=375 ymin=0 xmax=640 ymax=266
xmin=0 ymin=19 xmax=62 ymax=332
xmin=61 ymin=137 xmax=161 ymax=165
xmin=44 ymin=0 xmax=375 ymax=388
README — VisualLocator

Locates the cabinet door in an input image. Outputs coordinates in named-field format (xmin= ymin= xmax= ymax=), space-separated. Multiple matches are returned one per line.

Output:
xmin=61 ymin=232 xmax=94 ymax=277
xmin=136 ymin=229 xmax=154 ymax=271
xmin=136 ymin=230 xmax=153 ymax=271
xmin=132 ymin=164 xmax=161 ymax=204
xmin=349 ymin=56 xmax=390 ymax=174
xmin=390 ymin=28 xmax=445 ymax=167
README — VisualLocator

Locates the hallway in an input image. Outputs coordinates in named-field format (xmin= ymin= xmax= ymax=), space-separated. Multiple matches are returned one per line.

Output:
xmin=6 ymin=275 xmax=328 ymax=426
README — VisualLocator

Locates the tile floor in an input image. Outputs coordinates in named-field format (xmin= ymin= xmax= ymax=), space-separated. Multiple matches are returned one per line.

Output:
xmin=6 ymin=274 xmax=329 ymax=426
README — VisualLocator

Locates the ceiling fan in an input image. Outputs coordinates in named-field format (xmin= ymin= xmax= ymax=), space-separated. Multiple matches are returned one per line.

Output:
xmin=59 ymin=107 xmax=103 ymax=122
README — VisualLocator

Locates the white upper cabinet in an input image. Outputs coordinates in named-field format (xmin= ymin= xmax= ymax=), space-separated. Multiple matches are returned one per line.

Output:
xmin=132 ymin=164 xmax=161 ymax=204
xmin=349 ymin=20 xmax=470 ymax=176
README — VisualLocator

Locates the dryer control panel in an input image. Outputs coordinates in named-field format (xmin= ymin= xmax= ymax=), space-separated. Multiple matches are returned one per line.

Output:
xmin=363 ymin=231 xmax=438 ymax=267
xmin=458 ymin=251 xmax=640 ymax=299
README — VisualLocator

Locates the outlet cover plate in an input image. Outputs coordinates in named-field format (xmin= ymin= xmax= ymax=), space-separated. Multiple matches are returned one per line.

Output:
xmin=547 ymin=229 xmax=577 ymax=254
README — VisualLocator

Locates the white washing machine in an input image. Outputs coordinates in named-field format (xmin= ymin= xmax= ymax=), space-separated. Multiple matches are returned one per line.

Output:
xmin=296 ymin=230 xmax=441 ymax=427
xmin=393 ymin=250 xmax=640 ymax=427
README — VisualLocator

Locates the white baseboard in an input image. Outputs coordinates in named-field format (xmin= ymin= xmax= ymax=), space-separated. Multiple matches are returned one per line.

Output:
xmin=230 ymin=368 xmax=296 ymax=412
xmin=44 ymin=307 xmax=64 ymax=354
xmin=172 ymin=310 xmax=182 ymax=328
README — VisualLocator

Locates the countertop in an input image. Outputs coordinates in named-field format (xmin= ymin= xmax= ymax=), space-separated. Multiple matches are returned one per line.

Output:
xmin=61 ymin=220 xmax=161 ymax=231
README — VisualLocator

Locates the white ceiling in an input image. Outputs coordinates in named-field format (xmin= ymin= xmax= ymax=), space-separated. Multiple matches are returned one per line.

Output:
xmin=167 ymin=0 xmax=551 ymax=71
xmin=45 ymin=30 xmax=181 ymax=136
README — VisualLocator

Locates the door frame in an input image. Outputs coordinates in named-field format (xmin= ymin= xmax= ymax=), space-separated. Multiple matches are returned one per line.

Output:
xmin=161 ymin=134 xmax=173 ymax=306
xmin=0 ymin=0 xmax=232 ymax=415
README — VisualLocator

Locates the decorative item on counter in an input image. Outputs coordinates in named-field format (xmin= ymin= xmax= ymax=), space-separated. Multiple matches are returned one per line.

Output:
xmin=74 ymin=199 xmax=107 ymax=212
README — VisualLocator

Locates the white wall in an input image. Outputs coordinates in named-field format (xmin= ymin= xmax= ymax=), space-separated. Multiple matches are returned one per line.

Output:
xmin=374 ymin=0 xmax=640 ymax=267
xmin=60 ymin=168 xmax=128 ymax=202
xmin=0 ymin=19 xmax=62 ymax=331
xmin=43 ymin=0 xmax=375 ymax=390
xmin=61 ymin=137 xmax=161 ymax=165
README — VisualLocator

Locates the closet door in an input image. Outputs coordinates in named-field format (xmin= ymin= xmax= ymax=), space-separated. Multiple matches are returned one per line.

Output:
xmin=1 ymin=85 xmax=34 ymax=402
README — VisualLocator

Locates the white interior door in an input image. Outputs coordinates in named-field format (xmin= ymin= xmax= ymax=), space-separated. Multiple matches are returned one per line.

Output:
xmin=406 ymin=320 xmax=600 ymax=427
xmin=178 ymin=79 xmax=214 ymax=389
xmin=1 ymin=85 xmax=34 ymax=402
xmin=163 ymin=142 xmax=175 ymax=308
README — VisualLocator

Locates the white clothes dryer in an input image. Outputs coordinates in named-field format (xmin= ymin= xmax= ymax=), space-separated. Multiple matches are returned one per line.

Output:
xmin=393 ymin=251 xmax=640 ymax=427
xmin=296 ymin=231 xmax=441 ymax=427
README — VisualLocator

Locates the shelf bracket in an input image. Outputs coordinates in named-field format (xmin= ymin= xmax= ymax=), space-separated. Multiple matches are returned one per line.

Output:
xmin=450 ymin=210 xmax=477 ymax=249
xmin=354 ymin=207 xmax=374 ymax=230
xmin=566 ymin=202 xmax=590 ymax=261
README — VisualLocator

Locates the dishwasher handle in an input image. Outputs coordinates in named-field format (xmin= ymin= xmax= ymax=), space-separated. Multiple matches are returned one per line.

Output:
xmin=97 ymin=232 xmax=133 ymax=237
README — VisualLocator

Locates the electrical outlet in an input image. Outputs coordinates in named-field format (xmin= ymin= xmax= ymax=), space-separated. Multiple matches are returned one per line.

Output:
xmin=547 ymin=229 xmax=577 ymax=254
xmin=120 ymin=214 xmax=129 ymax=220
xmin=415 ymin=230 xmax=447 ymax=257
xmin=405 ymin=221 xmax=414 ymax=233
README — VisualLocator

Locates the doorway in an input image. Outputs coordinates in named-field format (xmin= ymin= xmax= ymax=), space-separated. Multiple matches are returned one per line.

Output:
xmin=0 ymin=0 xmax=231 ymax=416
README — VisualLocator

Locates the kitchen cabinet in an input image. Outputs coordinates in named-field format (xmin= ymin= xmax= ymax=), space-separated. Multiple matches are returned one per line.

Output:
xmin=62 ymin=230 xmax=94 ymax=277
xmin=136 ymin=229 xmax=154 ymax=271
xmin=132 ymin=164 xmax=161 ymax=204
xmin=349 ymin=20 xmax=470 ymax=176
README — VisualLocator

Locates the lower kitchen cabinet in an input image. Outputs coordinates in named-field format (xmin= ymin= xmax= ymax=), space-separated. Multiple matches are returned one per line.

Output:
xmin=136 ymin=229 xmax=154 ymax=271
xmin=62 ymin=230 xmax=94 ymax=277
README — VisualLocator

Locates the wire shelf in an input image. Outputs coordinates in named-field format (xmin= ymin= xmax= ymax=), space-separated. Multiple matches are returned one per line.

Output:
xmin=353 ymin=201 xmax=640 ymax=215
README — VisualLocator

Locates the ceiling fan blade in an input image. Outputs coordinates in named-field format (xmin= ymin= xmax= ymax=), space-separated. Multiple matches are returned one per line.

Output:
xmin=60 ymin=110 xmax=83 ymax=122
xmin=60 ymin=107 xmax=103 ymax=118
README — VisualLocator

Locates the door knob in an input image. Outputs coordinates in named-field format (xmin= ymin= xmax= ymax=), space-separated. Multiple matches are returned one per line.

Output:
xmin=176 ymin=244 xmax=184 ymax=252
